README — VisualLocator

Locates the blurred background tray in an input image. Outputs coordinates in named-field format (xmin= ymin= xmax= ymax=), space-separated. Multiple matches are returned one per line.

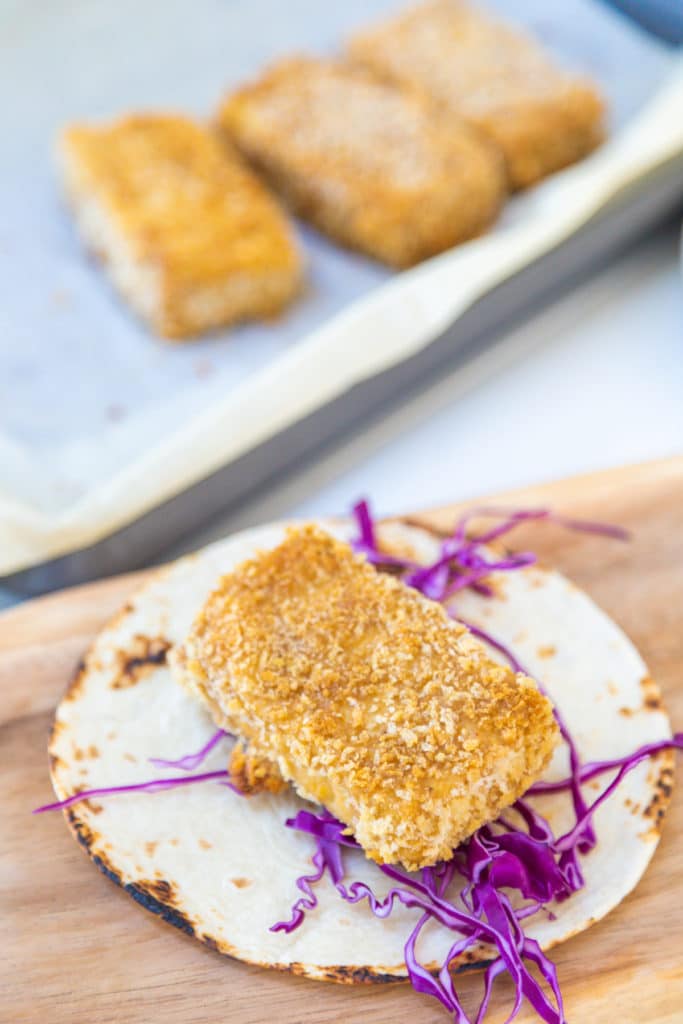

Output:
xmin=2 ymin=0 xmax=682 ymax=593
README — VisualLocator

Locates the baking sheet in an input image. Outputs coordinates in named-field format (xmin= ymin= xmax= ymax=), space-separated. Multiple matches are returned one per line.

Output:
xmin=0 ymin=0 xmax=681 ymax=575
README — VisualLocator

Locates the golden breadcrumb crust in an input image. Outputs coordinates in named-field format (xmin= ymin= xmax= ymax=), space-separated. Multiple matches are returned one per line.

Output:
xmin=348 ymin=0 xmax=605 ymax=190
xmin=218 ymin=58 xmax=505 ymax=268
xmin=174 ymin=525 xmax=558 ymax=869
xmin=59 ymin=113 xmax=302 ymax=337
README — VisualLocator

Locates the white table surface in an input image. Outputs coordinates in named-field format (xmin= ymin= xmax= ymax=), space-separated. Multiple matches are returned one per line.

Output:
xmin=1 ymin=217 xmax=681 ymax=609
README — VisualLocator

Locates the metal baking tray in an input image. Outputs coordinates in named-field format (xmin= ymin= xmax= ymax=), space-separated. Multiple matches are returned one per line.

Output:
xmin=6 ymin=149 xmax=683 ymax=595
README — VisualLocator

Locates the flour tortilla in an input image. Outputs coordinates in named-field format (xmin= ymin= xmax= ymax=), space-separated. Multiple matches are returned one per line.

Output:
xmin=48 ymin=518 xmax=674 ymax=982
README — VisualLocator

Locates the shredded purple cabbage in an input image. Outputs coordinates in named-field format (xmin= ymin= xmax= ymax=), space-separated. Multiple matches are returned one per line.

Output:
xmin=35 ymin=729 xmax=237 ymax=815
xmin=148 ymin=728 xmax=229 ymax=771
xmin=35 ymin=499 xmax=679 ymax=1024
xmin=32 ymin=769 xmax=236 ymax=814
xmin=530 ymin=736 xmax=683 ymax=795
xmin=270 ymin=500 xmax=679 ymax=1024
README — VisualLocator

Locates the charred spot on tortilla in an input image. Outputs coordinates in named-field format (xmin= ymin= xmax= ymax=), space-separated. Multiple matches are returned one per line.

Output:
xmin=77 ymin=745 xmax=100 ymax=761
xmin=172 ymin=525 xmax=558 ymax=870
xmin=112 ymin=635 xmax=171 ymax=688
xmin=64 ymin=658 xmax=88 ymax=703
xmin=66 ymin=809 xmax=98 ymax=854
xmin=641 ymin=676 xmax=662 ymax=711
xmin=320 ymin=964 xmax=403 ymax=985
xmin=126 ymin=879 xmax=196 ymax=936
xmin=49 ymin=718 xmax=65 ymax=745
xmin=131 ymin=878 xmax=177 ymax=905
xmin=643 ymin=675 xmax=663 ymax=708
xmin=643 ymin=760 xmax=675 ymax=828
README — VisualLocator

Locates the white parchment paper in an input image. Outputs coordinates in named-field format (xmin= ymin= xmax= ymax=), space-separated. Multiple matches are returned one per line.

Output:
xmin=0 ymin=0 xmax=681 ymax=573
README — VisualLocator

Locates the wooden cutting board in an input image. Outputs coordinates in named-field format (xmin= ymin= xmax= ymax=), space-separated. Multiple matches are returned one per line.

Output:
xmin=3 ymin=457 xmax=683 ymax=1024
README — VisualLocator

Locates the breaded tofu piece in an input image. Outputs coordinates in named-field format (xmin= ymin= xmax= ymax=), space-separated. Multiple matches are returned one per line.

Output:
xmin=172 ymin=526 xmax=558 ymax=870
xmin=348 ymin=0 xmax=605 ymax=190
xmin=217 ymin=58 xmax=505 ymax=268
xmin=58 ymin=114 xmax=302 ymax=338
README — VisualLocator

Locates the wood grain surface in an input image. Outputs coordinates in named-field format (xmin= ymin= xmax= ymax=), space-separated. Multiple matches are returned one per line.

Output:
xmin=2 ymin=457 xmax=683 ymax=1024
